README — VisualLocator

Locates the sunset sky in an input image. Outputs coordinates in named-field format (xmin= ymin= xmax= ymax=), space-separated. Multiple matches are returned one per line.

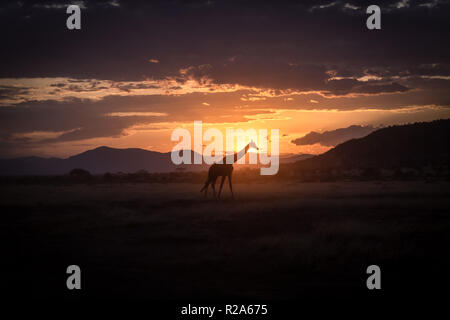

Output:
xmin=1 ymin=0 xmax=449 ymax=158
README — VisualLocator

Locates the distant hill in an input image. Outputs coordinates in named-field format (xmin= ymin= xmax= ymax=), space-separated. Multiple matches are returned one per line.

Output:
xmin=296 ymin=119 xmax=450 ymax=170
xmin=0 ymin=147 xmax=207 ymax=175
xmin=3 ymin=119 xmax=448 ymax=175
xmin=0 ymin=146 xmax=312 ymax=176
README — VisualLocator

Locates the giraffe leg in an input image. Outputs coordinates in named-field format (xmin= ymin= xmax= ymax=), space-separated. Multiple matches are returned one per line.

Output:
xmin=201 ymin=179 xmax=211 ymax=197
xmin=218 ymin=176 xmax=226 ymax=199
xmin=228 ymin=173 xmax=234 ymax=199
xmin=211 ymin=177 xmax=217 ymax=199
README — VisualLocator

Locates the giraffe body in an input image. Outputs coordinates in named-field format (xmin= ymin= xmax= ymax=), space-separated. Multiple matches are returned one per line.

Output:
xmin=200 ymin=141 xmax=258 ymax=199
xmin=201 ymin=163 xmax=234 ymax=199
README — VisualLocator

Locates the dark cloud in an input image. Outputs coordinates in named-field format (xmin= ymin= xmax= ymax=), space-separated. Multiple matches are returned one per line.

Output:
xmin=351 ymin=82 xmax=409 ymax=95
xmin=182 ymin=61 xmax=329 ymax=91
xmin=182 ymin=62 xmax=414 ymax=95
xmin=115 ymin=83 xmax=160 ymax=92
xmin=0 ymin=85 xmax=31 ymax=100
xmin=291 ymin=125 xmax=379 ymax=147
xmin=1 ymin=0 xmax=449 ymax=85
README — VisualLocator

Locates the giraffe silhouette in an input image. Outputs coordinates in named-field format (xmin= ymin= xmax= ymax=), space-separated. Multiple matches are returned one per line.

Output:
xmin=200 ymin=141 xmax=259 ymax=199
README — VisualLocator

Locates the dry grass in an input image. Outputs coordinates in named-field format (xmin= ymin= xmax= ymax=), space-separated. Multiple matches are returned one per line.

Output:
xmin=3 ymin=181 xmax=450 ymax=300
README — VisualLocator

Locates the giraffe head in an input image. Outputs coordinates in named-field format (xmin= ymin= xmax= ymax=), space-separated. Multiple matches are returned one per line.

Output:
xmin=248 ymin=140 xmax=259 ymax=150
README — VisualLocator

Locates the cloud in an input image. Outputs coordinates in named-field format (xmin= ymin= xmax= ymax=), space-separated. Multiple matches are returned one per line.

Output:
xmin=0 ymin=91 xmax=273 ymax=145
xmin=0 ymin=85 xmax=31 ymax=103
xmin=0 ymin=0 xmax=449 ymax=157
xmin=351 ymin=82 xmax=409 ymax=95
xmin=291 ymin=125 xmax=379 ymax=147
xmin=10 ymin=128 xmax=81 ymax=142
xmin=0 ymin=77 xmax=247 ymax=106
xmin=106 ymin=112 xmax=168 ymax=117
xmin=2 ymin=0 xmax=448 ymax=85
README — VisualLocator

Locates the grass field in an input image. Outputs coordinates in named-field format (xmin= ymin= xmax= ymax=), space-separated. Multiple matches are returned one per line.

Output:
xmin=3 ymin=181 xmax=450 ymax=300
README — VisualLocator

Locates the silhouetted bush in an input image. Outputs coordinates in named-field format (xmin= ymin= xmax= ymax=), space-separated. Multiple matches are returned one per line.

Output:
xmin=2 ymin=162 xmax=450 ymax=186
xmin=69 ymin=168 xmax=92 ymax=180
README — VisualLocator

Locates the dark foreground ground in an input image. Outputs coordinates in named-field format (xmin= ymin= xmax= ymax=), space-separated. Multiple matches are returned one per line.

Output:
xmin=2 ymin=181 xmax=450 ymax=303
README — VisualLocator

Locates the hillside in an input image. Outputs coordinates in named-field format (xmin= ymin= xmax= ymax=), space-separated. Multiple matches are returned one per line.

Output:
xmin=296 ymin=119 xmax=450 ymax=170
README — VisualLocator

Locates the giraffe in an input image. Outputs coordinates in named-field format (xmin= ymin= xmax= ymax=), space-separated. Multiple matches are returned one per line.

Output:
xmin=200 ymin=141 xmax=259 ymax=199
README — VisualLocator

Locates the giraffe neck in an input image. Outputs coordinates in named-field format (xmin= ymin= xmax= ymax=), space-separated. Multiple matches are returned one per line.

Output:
xmin=222 ymin=144 xmax=249 ymax=164
xmin=233 ymin=144 xmax=250 ymax=163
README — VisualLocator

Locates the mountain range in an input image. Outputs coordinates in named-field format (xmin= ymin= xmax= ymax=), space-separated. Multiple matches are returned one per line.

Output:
xmin=0 ymin=146 xmax=312 ymax=175
xmin=1 ymin=119 xmax=448 ymax=175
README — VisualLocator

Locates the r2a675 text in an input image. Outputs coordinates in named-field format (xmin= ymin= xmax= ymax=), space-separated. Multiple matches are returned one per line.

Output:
xmin=225 ymin=304 xmax=268 ymax=315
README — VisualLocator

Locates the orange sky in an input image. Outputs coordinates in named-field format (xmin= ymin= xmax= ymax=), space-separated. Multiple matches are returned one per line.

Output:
xmin=12 ymin=94 xmax=449 ymax=158
xmin=2 ymin=75 xmax=450 ymax=158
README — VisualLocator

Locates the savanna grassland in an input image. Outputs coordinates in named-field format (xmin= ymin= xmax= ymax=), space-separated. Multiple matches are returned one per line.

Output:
xmin=3 ymin=181 xmax=450 ymax=301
